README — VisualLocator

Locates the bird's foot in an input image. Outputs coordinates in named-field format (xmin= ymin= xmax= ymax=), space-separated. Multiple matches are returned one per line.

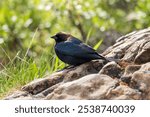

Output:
xmin=56 ymin=65 xmax=76 ymax=72
xmin=63 ymin=65 xmax=76 ymax=70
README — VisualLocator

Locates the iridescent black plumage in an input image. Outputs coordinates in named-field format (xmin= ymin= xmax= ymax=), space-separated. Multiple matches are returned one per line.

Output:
xmin=51 ymin=32 xmax=108 ymax=66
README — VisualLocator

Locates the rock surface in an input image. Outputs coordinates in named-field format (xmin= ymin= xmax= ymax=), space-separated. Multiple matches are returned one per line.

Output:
xmin=5 ymin=28 xmax=150 ymax=100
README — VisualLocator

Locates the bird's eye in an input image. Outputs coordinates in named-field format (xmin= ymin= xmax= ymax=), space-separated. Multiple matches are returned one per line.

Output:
xmin=55 ymin=36 xmax=58 ymax=40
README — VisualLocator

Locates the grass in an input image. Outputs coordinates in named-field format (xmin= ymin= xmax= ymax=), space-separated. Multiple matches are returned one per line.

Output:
xmin=0 ymin=29 xmax=65 ymax=99
xmin=0 ymin=53 xmax=65 ymax=99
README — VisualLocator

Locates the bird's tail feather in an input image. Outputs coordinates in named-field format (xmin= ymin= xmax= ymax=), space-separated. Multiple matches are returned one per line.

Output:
xmin=98 ymin=54 xmax=120 ymax=63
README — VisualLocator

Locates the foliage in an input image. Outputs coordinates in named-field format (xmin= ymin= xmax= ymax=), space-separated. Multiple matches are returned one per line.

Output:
xmin=0 ymin=0 xmax=150 ymax=60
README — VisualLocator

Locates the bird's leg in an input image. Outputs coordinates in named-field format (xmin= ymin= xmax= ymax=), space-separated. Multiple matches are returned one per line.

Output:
xmin=55 ymin=65 xmax=76 ymax=72
xmin=62 ymin=65 xmax=75 ymax=70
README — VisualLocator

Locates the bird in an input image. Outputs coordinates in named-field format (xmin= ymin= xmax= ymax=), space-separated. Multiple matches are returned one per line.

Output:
xmin=51 ymin=32 xmax=108 ymax=66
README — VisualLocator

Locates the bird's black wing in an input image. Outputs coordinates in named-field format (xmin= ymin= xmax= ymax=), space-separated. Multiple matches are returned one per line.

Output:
xmin=55 ymin=41 xmax=100 ymax=59
xmin=68 ymin=36 xmax=96 ymax=53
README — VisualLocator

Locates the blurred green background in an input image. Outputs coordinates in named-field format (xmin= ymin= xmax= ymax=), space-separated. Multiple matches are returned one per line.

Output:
xmin=0 ymin=0 xmax=150 ymax=98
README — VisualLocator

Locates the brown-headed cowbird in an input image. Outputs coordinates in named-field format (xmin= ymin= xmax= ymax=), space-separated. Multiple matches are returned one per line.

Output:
xmin=51 ymin=32 xmax=108 ymax=66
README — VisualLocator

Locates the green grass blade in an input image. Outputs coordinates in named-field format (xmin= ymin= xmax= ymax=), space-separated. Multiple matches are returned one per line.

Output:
xmin=85 ymin=28 xmax=93 ymax=44
xmin=24 ymin=28 xmax=38 ymax=58
xmin=93 ymin=38 xmax=103 ymax=50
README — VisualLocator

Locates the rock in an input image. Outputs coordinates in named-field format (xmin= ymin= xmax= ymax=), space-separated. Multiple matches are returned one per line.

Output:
xmin=21 ymin=60 xmax=107 ymax=95
xmin=4 ymin=28 xmax=150 ymax=100
xmin=99 ymin=61 xmax=123 ymax=79
xmin=130 ymin=62 xmax=150 ymax=99
xmin=134 ymin=41 xmax=150 ymax=64
xmin=21 ymin=75 xmax=63 ymax=94
xmin=103 ymin=28 xmax=150 ymax=64
xmin=120 ymin=65 xmax=141 ymax=84
xmin=45 ymin=74 xmax=118 ymax=100
xmin=106 ymin=85 xmax=142 ymax=100
xmin=4 ymin=91 xmax=32 ymax=100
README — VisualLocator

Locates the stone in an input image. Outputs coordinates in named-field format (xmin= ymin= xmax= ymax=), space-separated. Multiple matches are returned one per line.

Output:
xmin=99 ymin=61 xmax=122 ymax=79
xmin=45 ymin=74 xmax=118 ymax=100
xmin=21 ymin=60 xmax=107 ymax=95
xmin=130 ymin=62 xmax=150 ymax=99
xmin=103 ymin=28 xmax=150 ymax=64
xmin=120 ymin=65 xmax=141 ymax=84
xmin=106 ymin=85 xmax=141 ymax=100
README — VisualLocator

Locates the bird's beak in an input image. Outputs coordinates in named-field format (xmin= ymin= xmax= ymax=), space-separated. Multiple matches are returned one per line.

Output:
xmin=51 ymin=35 xmax=56 ymax=39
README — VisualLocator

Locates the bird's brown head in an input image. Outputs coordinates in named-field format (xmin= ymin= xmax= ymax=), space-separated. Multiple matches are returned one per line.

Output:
xmin=51 ymin=32 xmax=71 ymax=43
